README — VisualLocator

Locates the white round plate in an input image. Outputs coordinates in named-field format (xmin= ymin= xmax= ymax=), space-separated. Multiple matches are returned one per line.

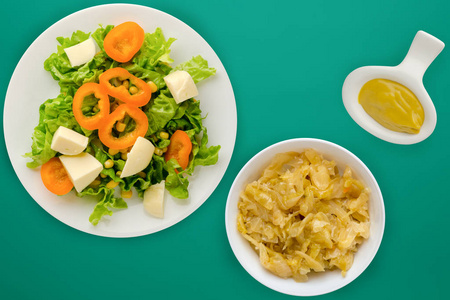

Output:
xmin=4 ymin=4 xmax=236 ymax=238
xmin=225 ymin=138 xmax=385 ymax=296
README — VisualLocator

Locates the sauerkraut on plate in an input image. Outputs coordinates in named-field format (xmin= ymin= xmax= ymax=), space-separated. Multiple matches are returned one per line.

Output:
xmin=237 ymin=149 xmax=370 ymax=282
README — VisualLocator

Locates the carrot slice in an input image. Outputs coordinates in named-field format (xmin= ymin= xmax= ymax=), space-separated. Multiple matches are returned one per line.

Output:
xmin=103 ymin=21 xmax=145 ymax=63
xmin=165 ymin=130 xmax=193 ymax=170
xmin=40 ymin=157 xmax=74 ymax=196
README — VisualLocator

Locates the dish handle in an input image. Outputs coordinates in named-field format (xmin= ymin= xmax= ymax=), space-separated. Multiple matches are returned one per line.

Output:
xmin=398 ymin=30 xmax=445 ymax=79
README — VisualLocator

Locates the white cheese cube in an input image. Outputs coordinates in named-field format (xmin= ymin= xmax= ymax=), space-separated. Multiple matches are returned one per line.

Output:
xmin=51 ymin=126 xmax=89 ymax=155
xmin=59 ymin=152 xmax=103 ymax=193
xmin=164 ymin=70 xmax=198 ymax=104
xmin=143 ymin=181 xmax=165 ymax=218
xmin=120 ymin=137 xmax=155 ymax=178
xmin=64 ymin=37 xmax=100 ymax=67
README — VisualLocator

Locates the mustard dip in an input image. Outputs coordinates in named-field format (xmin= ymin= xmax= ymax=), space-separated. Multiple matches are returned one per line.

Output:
xmin=358 ymin=79 xmax=424 ymax=134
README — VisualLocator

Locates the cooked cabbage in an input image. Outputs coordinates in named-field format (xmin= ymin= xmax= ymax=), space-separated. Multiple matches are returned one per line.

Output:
xmin=237 ymin=149 xmax=370 ymax=282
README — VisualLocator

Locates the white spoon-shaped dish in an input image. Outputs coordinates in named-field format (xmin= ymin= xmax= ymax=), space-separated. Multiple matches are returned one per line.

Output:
xmin=342 ymin=31 xmax=444 ymax=144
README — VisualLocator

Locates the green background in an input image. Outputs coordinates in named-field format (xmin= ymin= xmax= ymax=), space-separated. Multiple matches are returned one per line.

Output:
xmin=1 ymin=0 xmax=449 ymax=299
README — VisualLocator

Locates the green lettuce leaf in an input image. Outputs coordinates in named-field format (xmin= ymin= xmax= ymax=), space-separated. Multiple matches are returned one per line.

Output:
xmin=80 ymin=186 xmax=127 ymax=226
xmin=128 ymin=155 xmax=167 ymax=198
xmin=122 ymin=63 xmax=166 ymax=89
xmin=83 ymin=143 xmax=127 ymax=225
xmin=56 ymin=30 xmax=91 ymax=54
xmin=24 ymin=94 xmax=92 ymax=168
xmin=191 ymin=127 xmax=220 ymax=167
xmin=144 ymin=92 xmax=179 ymax=135
xmin=132 ymin=27 xmax=176 ymax=69
xmin=164 ymin=159 xmax=189 ymax=199
xmin=44 ymin=26 xmax=114 ymax=91
xmin=91 ymin=24 xmax=114 ymax=51
xmin=162 ymin=128 xmax=219 ymax=198
xmin=174 ymin=55 xmax=216 ymax=84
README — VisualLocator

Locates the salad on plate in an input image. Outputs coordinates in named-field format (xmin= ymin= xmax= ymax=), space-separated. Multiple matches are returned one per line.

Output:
xmin=24 ymin=21 xmax=220 ymax=225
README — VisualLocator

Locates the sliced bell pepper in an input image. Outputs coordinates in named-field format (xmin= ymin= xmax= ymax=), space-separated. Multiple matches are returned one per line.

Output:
xmin=99 ymin=67 xmax=152 ymax=107
xmin=72 ymin=83 xmax=110 ymax=130
xmin=103 ymin=21 xmax=145 ymax=63
xmin=165 ymin=130 xmax=193 ymax=170
xmin=41 ymin=157 xmax=73 ymax=196
xmin=98 ymin=104 xmax=149 ymax=150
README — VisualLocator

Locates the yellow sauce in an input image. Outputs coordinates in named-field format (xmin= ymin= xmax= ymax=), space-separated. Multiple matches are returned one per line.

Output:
xmin=358 ymin=79 xmax=424 ymax=134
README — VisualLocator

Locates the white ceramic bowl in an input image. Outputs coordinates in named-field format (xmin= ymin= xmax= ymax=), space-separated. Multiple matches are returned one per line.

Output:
xmin=225 ymin=138 xmax=385 ymax=296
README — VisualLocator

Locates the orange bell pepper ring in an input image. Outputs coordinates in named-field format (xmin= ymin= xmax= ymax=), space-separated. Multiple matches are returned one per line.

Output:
xmin=72 ymin=83 xmax=110 ymax=130
xmin=103 ymin=21 xmax=145 ymax=63
xmin=99 ymin=67 xmax=152 ymax=107
xmin=98 ymin=104 xmax=149 ymax=150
